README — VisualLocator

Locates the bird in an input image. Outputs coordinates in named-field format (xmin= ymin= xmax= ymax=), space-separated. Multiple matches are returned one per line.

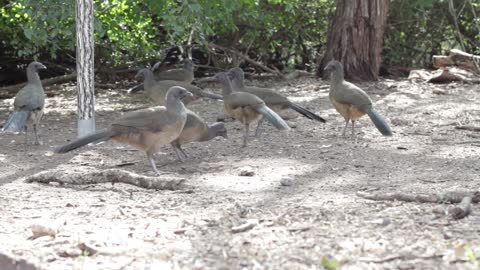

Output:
xmin=170 ymin=109 xmax=227 ymax=162
xmin=153 ymin=58 xmax=194 ymax=83
xmin=130 ymin=69 xmax=222 ymax=106
xmin=215 ymin=72 xmax=289 ymax=147
xmin=1 ymin=61 xmax=47 ymax=145
xmin=323 ymin=60 xmax=392 ymax=137
xmin=55 ymin=87 xmax=193 ymax=176
xmin=127 ymin=59 xmax=194 ymax=93
xmin=227 ymin=67 xmax=326 ymax=136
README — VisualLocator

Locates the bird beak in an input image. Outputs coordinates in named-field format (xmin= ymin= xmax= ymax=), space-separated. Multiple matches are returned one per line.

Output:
xmin=39 ymin=64 xmax=47 ymax=70
xmin=180 ymin=90 xmax=194 ymax=99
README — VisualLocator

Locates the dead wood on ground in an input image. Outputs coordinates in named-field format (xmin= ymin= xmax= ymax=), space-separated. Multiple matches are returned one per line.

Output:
xmin=455 ymin=125 xmax=480 ymax=132
xmin=409 ymin=49 xmax=480 ymax=84
xmin=356 ymin=190 xmax=480 ymax=204
xmin=25 ymin=166 xmax=186 ymax=190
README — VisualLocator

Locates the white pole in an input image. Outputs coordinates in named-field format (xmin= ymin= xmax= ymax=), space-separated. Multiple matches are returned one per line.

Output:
xmin=75 ymin=0 xmax=95 ymax=137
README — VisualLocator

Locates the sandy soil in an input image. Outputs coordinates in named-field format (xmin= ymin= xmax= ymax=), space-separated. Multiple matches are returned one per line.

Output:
xmin=0 ymin=76 xmax=479 ymax=270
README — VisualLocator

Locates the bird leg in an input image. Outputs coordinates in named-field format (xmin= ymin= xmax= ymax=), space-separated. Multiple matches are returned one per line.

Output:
xmin=242 ymin=123 xmax=250 ymax=147
xmin=171 ymin=145 xmax=186 ymax=162
xmin=178 ymin=146 xmax=188 ymax=160
xmin=147 ymin=152 xmax=162 ymax=176
xmin=254 ymin=117 xmax=265 ymax=137
xmin=341 ymin=119 xmax=350 ymax=137
xmin=33 ymin=124 xmax=40 ymax=145
xmin=351 ymin=120 xmax=356 ymax=138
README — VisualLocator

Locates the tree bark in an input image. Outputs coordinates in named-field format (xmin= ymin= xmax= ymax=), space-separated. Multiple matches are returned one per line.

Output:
xmin=320 ymin=0 xmax=389 ymax=81
xmin=76 ymin=0 xmax=96 ymax=137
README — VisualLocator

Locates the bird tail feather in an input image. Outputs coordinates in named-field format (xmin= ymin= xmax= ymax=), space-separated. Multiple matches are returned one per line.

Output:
xmin=367 ymin=109 xmax=392 ymax=136
xmin=288 ymin=102 xmax=326 ymax=123
xmin=1 ymin=111 xmax=29 ymax=132
xmin=256 ymin=105 xmax=290 ymax=130
xmin=128 ymin=83 xmax=144 ymax=94
xmin=55 ymin=129 xmax=117 ymax=153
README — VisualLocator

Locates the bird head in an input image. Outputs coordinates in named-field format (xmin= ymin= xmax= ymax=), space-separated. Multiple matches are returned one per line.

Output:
xmin=323 ymin=60 xmax=343 ymax=73
xmin=167 ymin=86 xmax=193 ymax=100
xmin=134 ymin=68 xmax=152 ymax=81
xmin=210 ymin=122 xmax=228 ymax=139
xmin=227 ymin=67 xmax=243 ymax=81
xmin=28 ymin=62 xmax=47 ymax=72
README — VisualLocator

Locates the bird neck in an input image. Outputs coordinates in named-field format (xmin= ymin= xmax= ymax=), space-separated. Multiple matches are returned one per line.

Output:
xmin=166 ymin=96 xmax=185 ymax=114
xmin=220 ymin=81 xmax=233 ymax=97
xmin=331 ymin=68 xmax=345 ymax=84
xmin=27 ymin=68 xmax=42 ymax=86
xmin=143 ymin=72 xmax=156 ymax=88
xmin=197 ymin=127 xmax=214 ymax=142
xmin=231 ymin=76 xmax=245 ymax=90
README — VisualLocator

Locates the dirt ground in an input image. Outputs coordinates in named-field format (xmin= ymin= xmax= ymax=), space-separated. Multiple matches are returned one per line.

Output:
xmin=0 ymin=75 xmax=479 ymax=270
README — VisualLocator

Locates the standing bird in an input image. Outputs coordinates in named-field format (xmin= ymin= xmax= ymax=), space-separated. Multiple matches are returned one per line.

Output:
xmin=131 ymin=69 xmax=222 ymax=105
xmin=227 ymin=67 xmax=326 ymax=136
xmin=55 ymin=87 xmax=193 ymax=175
xmin=153 ymin=58 xmax=194 ymax=83
xmin=128 ymin=59 xmax=195 ymax=93
xmin=1 ymin=61 xmax=47 ymax=145
xmin=170 ymin=109 xmax=227 ymax=162
xmin=323 ymin=60 xmax=392 ymax=137
xmin=215 ymin=72 xmax=289 ymax=147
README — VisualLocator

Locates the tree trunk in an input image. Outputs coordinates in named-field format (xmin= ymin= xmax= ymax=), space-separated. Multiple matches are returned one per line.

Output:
xmin=320 ymin=0 xmax=389 ymax=81
xmin=76 ymin=0 xmax=96 ymax=137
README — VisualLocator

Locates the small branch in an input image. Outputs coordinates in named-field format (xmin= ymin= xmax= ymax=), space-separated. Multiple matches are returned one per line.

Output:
xmin=448 ymin=196 xmax=472 ymax=219
xmin=455 ymin=125 xmax=480 ymax=132
xmin=356 ymin=190 xmax=480 ymax=204
xmin=0 ymin=72 xmax=77 ymax=94
xmin=25 ymin=166 xmax=186 ymax=190
xmin=208 ymin=43 xmax=286 ymax=79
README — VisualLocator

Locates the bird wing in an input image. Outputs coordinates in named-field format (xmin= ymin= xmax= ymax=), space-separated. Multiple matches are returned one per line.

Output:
xmin=111 ymin=106 xmax=177 ymax=133
xmin=227 ymin=92 xmax=264 ymax=108
xmin=245 ymin=86 xmax=288 ymax=106
xmin=333 ymin=81 xmax=372 ymax=111
xmin=13 ymin=84 xmax=45 ymax=111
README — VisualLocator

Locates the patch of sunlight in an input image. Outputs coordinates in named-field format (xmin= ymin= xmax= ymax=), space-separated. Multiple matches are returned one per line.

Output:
xmin=288 ymin=96 xmax=319 ymax=103
xmin=203 ymin=157 xmax=320 ymax=192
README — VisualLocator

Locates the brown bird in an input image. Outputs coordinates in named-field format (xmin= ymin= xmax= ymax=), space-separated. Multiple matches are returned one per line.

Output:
xmin=131 ymin=69 xmax=222 ymax=106
xmin=127 ymin=59 xmax=195 ymax=94
xmin=2 ymin=61 xmax=47 ymax=145
xmin=55 ymin=87 xmax=193 ymax=175
xmin=215 ymin=72 xmax=289 ymax=147
xmin=323 ymin=60 xmax=392 ymax=137
xmin=170 ymin=109 xmax=227 ymax=162
xmin=153 ymin=58 xmax=194 ymax=83
xmin=227 ymin=67 xmax=326 ymax=136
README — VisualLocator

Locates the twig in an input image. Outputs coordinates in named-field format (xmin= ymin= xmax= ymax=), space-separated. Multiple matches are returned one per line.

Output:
xmin=231 ymin=219 xmax=258 ymax=233
xmin=25 ymin=166 xmax=186 ymax=190
xmin=208 ymin=43 xmax=286 ymax=79
xmin=448 ymin=196 xmax=472 ymax=219
xmin=356 ymin=190 xmax=480 ymax=204
xmin=0 ymin=72 xmax=77 ymax=98
xmin=455 ymin=125 xmax=480 ymax=132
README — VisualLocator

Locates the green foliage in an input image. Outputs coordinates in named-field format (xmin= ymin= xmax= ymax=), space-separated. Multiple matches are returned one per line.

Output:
xmin=1 ymin=0 xmax=477 ymax=69
xmin=384 ymin=0 xmax=480 ymax=67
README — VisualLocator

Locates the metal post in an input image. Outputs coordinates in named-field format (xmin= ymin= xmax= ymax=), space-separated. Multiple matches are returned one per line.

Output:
xmin=75 ymin=0 xmax=95 ymax=137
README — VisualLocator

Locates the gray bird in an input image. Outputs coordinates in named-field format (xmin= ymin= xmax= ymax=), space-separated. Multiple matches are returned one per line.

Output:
xmin=55 ymin=87 xmax=193 ymax=175
xmin=227 ymin=67 xmax=326 ymax=136
xmin=215 ymin=72 xmax=289 ymax=147
xmin=128 ymin=59 xmax=195 ymax=93
xmin=132 ymin=68 xmax=222 ymax=106
xmin=323 ymin=60 xmax=392 ymax=137
xmin=170 ymin=109 xmax=228 ymax=162
xmin=153 ymin=58 xmax=194 ymax=83
xmin=2 ymin=61 xmax=47 ymax=145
